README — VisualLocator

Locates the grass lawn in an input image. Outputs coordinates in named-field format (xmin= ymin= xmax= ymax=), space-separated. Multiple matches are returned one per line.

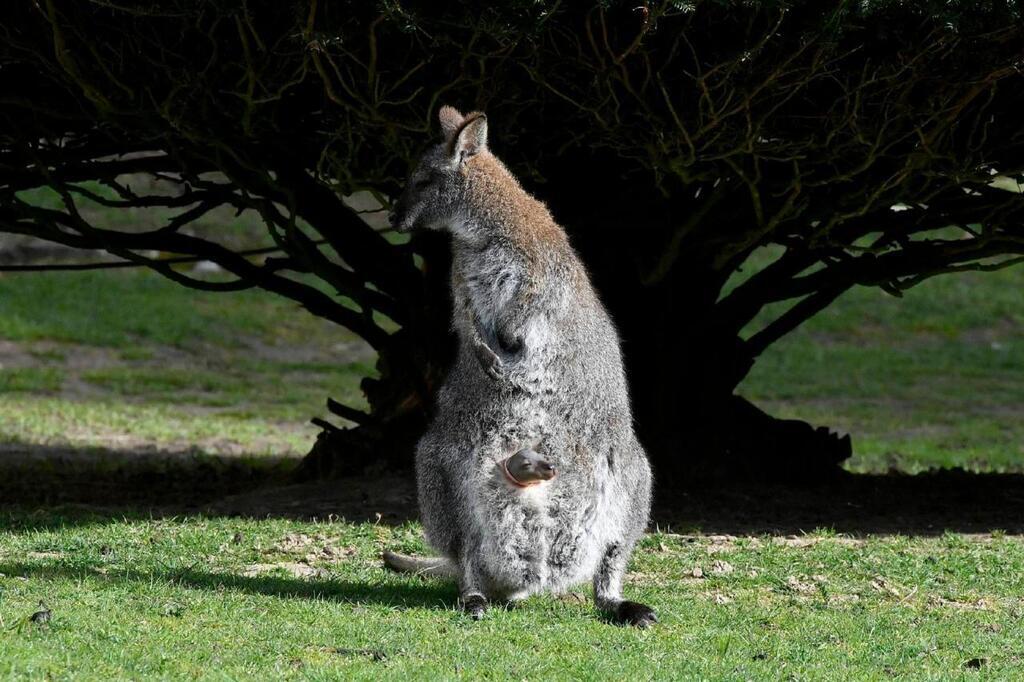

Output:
xmin=1 ymin=250 xmax=1024 ymax=677
xmin=2 ymin=514 xmax=1022 ymax=678
xmin=0 ymin=269 xmax=373 ymax=458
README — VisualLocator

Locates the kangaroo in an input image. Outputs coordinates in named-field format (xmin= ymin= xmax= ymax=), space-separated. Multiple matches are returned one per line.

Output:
xmin=384 ymin=105 xmax=656 ymax=627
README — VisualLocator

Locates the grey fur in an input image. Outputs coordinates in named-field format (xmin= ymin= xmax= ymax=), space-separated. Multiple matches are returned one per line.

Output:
xmin=387 ymin=105 xmax=656 ymax=627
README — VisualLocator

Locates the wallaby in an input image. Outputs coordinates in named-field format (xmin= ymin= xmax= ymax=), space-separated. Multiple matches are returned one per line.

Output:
xmin=384 ymin=105 xmax=656 ymax=627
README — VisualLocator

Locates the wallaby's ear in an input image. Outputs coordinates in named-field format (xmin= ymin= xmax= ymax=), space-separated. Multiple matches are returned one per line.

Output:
xmin=438 ymin=105 xmax=464 ymax=140
xmin=449 ymin=112 xmax=488 ymax=163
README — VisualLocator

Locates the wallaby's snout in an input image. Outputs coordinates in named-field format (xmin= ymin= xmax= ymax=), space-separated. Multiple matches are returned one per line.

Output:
xmin=388 ymin=184 xmax=417 ymax=233
xmin=530 ymin=459 xmax=556 ymax=481
xmin=389 ymin=164 xmax=431 ymax=234
xmin=388 ymin=206 xmax=408 ymax=232
xmin=504 ymin=448 xmax=557 ymax=485
xmin=526 ymin=456 xmax=556 ymax=479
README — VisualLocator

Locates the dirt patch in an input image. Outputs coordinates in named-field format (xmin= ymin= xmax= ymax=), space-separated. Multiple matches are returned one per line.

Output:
xmin=0 ymin=340 xmax=49 ymax=368
xmin=927 ymin=595 xmax=994 ymax=611
xmin=0 ymin=341 xmax=128 ymax=401
xmin=241 ymin=337 xmax=374 ymax=365
xmin=770 ymin=535 xmax=865 ymax=548
xmin=269 ymin=532 xmax=359 ymax=564
xmin=956 ymin=319 xmax=1022 ymax=347
xmin=241 ymin=562 xmax=329 ymax=579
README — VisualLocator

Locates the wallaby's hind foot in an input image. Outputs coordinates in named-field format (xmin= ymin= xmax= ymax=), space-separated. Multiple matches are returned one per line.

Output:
xmin=594 ymin=542 xmax=657 ymax=628
xmin=460 ymin=594 xmax=488 ymax=620
xmin=381 ymin=551 xmax=457 ymax=579
xmin=611 ymin=601 xmax=658 ymax=628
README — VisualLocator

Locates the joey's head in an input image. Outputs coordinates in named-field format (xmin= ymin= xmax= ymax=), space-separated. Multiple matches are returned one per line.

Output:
xmin=389 ymin=105 xmax=490 ymax=235
xmin=502 ymin=448 xmax=557 ymax=488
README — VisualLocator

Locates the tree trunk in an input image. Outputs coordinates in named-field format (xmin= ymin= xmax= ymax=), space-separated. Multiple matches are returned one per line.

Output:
xmin=295 ymin=233 xmax=456 ymax=479
xmin=617 ymin=301 xmax=853 ymax=483
xmin=560 ymin=186 xmax=852 ymax=483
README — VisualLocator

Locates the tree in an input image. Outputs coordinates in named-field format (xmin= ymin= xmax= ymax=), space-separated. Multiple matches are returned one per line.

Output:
xmin=1 ymin=1 xmax=1022 ymax=483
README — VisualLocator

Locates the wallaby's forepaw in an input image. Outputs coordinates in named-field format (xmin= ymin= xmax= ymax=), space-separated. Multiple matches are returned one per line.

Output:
xmin=613 ymin=601 xmax=658 ymax=628
xmin=461 ymin=594 xmax=488 ymax=620
xmin=472 ymin=337 xmax=506 ymax=382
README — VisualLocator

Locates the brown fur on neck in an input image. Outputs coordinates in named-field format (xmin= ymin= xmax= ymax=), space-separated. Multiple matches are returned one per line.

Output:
xmin=461 ymin=152 xmax=568 ymax=260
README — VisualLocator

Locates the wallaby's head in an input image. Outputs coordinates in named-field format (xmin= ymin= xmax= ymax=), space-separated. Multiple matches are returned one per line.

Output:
xmin=389 ymin=105 xmax=490 ymax=234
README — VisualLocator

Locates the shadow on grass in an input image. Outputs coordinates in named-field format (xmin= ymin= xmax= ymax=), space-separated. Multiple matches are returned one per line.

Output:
xmin=0 ymin=442 xmax=416 ymax=531
xmin=656 ymin=470 xmax=1024 ymax=536
xmin=3 ymin=442 xmax=1024 ymax=536
xmin=0 ymin=560 xmax=457 ymax=610
xmin=0 ymin=441 xmax=293 ymax=508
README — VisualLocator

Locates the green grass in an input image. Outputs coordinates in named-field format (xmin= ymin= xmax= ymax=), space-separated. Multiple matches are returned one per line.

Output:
xmin=738 ymin=250 xmax=1024 ymax=473
xmin=0 ymin=359 xmax=370 ymax=456
xmin=0 ymin=269 xmax=338 ymax=348
xmin=0 ymin=269 xmax=373 ymax=456
xmin=1 ymin=513 xmax=1022 ymax=678
xmin=0 ymin=368 xmax=64 ymax=393
xmin=0 ymin=396 xmax=313 ymax=455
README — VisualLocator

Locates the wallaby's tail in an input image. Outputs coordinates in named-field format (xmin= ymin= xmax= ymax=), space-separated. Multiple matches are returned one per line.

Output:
xmin=382 ymin=551 xmax=457 ymax=579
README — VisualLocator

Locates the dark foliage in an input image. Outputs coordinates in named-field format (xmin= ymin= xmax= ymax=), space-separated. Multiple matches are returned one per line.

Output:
xmin=1 ymin=1 xmax=1022 ymax=482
